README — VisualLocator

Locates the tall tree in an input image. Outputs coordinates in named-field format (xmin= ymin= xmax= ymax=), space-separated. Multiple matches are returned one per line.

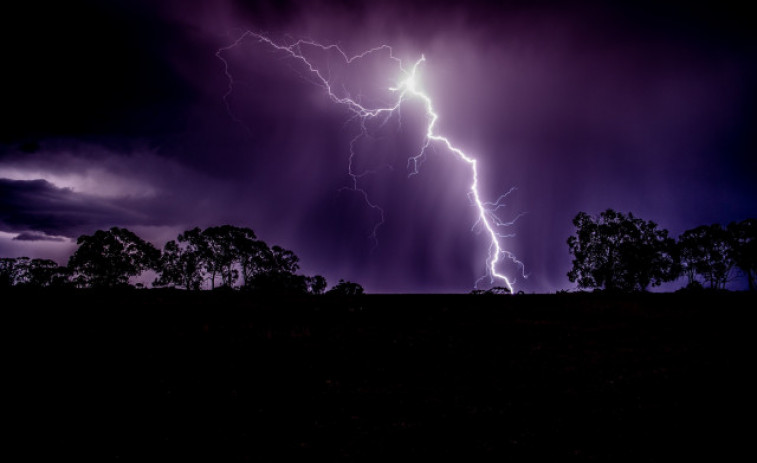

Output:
xmin=567 ymin=209 xmax=677 ymax=291
xmin=728 ymin=218 xmax=756 ymax=291
xmin=68 ymin=227 xmax=160 ymax=288
xmin=154 ymin=239 xmax=201 ymax=290
xmin=153 ymin=227 xmax=208 ymax=290
xmin=269 ymin=245 xmax=300 ymax=274
xmin=201 ymin=225 xmax=245 ymax=289
xmin=237 ymin=237 xmax=271 ymax=288
xmin=242 ymin=243 xmax=307 ymax=294
xmin=677 ymin=224 xmax=734 ymax=290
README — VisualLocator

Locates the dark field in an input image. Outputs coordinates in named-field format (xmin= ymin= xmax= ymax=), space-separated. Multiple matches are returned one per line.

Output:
xmin=6 ymin=290 xmax=754 ymax=461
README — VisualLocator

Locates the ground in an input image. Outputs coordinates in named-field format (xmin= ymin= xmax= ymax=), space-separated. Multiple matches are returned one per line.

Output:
xmin=6 ymin=289 xmax=753 ymax=461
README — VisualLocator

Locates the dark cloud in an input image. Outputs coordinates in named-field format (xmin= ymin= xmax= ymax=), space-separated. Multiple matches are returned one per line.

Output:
xmin=1 ymin=0 xmax=194 ymax=145
xmin=0 ymin=144 xmax=246 ymax=239
xmin=0 ymin=178 xmax=148 ymax=237
xmin=13 ymin=231 xmax=66 ymax=242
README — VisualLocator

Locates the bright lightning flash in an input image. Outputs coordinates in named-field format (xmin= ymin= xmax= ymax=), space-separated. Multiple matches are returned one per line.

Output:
xmin=217 ymin=32 xmax=526 ymax=293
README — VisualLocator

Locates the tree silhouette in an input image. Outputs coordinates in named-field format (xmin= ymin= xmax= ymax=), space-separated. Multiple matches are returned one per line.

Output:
xmin=268 ymin=245 xmax=300 ymax=274
xmin=152 ymin=225 xmax=331 ymax=293
xmin=242 ymin=243 xmax=310 ymax=294
xmin=678 ymin=224 xmax=734 ymax=289
xmin=677 ymin=232 xmax=699 ymax=288
xmin=26 ymin=258 xmax=69 ymax=288
xmin=154 ymin=227 xmax=213 ymax=290
xmin=8 ymin=257 xmax=31 ymax=286
xmin=567 ymin=210 xmax=677 ymax=291
xmin=306 ymin=275 xmax=328 ymax=295
xmin=68 ymin=227 xmax=160 ymax=288
xmin=326 ymin=279 xmax=364 ymax=296
xmin=237 ymin=235 xmax=270 ymax=287
xmin=200 ymin=225 xmax=271 ymax=289
xmin=201 ymin=225 xmax=241 ymax=289
xmin=2 ymin=224 xmax=358 ymax=293
xmin=0 ymin=257 xmax=16 ymax=288
xmin=154 ymin=238 xmax=203 ymax=290
xmin=728 ymin=218 xmax=756 ymax=291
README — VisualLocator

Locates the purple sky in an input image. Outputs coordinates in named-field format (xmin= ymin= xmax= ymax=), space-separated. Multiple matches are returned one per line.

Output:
xmin=2 ymin=0 xmax=755 ymax=293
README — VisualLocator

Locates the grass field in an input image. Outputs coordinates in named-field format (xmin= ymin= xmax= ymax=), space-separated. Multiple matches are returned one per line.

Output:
xmin=6 ymin=289 xmax=754 ymax=461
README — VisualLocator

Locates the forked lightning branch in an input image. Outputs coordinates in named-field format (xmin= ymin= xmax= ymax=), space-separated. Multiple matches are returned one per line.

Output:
xmin=216 ymin=32 xmax=526 ymax=292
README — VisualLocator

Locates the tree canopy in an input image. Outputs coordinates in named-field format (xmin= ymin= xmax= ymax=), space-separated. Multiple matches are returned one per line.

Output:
xmin=68 ymin=227 xmax=160 ymax=288
xmin=677 ymin=224 xmax=734 ymax=290
xmin=152 ymin=225 xmax=328 ymax=294
xmin=1 ymin=225 xmax=347 ymax=293
xmin=0 ymin=225 xmax=350 ymax=294
xmin=728 ymin=218 xmax=756 ymax=291
xmin=326 ymin=279 xmax=364 ymax=296
xmin=567 ymin=210 xmax=678 ymax=292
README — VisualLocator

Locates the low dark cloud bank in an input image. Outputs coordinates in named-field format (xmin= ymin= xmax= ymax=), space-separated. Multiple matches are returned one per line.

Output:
xmin=12 ymin=231 xmax=66 ymax=242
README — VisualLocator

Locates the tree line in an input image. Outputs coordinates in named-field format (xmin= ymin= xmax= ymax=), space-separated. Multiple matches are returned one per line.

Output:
xmin=567 ymin=210 xmax=756 ymax=292
xmin=0 ymin=225 xmax=364 ymax=296
xmin=2 ymin=213 xmax=754 ymax=294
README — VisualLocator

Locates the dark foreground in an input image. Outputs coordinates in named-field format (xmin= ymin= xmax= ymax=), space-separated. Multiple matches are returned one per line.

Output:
xmin=6 ymin=290 xmax=754 ymax=461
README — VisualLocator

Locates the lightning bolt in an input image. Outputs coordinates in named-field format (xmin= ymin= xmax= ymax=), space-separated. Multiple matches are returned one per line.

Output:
xmin=216 ymin=32 xmax=526 ymax=293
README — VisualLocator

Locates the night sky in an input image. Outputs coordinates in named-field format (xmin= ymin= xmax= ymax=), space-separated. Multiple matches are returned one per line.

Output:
xmin=2 ymin=0 xmax=755 ymax=293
